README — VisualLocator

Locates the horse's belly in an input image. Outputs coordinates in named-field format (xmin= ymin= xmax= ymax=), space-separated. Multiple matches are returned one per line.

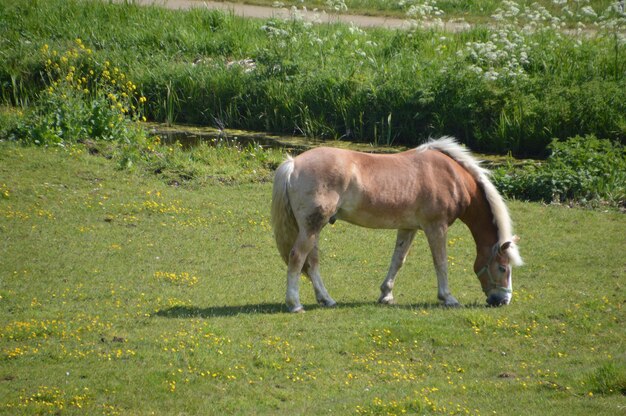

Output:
xmin=336 ymin=206 xmax=422 ymax=229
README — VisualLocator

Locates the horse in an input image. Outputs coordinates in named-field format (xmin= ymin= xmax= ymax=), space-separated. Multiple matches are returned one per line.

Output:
xmin=270 ymin=137 xmax=522 ymax=312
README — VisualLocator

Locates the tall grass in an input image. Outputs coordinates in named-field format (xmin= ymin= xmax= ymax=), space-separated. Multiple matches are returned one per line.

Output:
xmin=1 ymin=0 xmax=625 ymax=155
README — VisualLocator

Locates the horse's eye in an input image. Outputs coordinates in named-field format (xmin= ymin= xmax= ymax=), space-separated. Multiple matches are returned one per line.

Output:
xmin=498 ymin=265 xmax=507 ymax=273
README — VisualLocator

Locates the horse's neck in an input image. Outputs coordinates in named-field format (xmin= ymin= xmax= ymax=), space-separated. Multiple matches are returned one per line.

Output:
xmin=460 ymin=190 xmax=499 ymax=272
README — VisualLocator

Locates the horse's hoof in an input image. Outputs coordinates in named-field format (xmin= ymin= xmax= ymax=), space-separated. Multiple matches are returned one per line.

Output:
xmin=319 ymin=299 xmax=337 ymax=308
xmin=443 ymin=301 xmax=461 ymax=308
xmin=378 ymin=295 xmax=396 ymax=305
xmin=289 ymin=305 xmax=305 ymax=313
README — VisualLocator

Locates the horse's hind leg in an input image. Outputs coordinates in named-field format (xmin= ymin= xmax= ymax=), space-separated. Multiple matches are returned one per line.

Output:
xmin=378 ymin=229 xmax=417 ymax=305
xmin=286 ymin=231 xmax=317 ymax=313
xmin=304 ymin=244 xmax=336 ymax=308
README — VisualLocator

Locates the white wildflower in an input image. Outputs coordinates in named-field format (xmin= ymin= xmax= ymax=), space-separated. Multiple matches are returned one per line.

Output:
xmin=326 ymin=0 xmax=348 ymax=12
xmin=348 ymin=23 xmax=366 ymax=36
xmin=580 ymin=6 xmax=597 ymax=18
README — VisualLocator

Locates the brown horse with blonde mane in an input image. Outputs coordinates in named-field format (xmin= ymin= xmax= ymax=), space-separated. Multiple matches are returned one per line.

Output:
xmin=271 ymin=137 xmax=522 ymax=312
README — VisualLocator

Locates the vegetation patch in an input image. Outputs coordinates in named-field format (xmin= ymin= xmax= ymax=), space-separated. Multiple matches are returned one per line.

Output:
xmin=1 ymin=0 xmax=624 ymax=156
xmin=585 ymin=362 xmax=626 ymax=396
xmin=13 ymin=40 xmax=147 ymax=146
xmin=493 ymin=135 xmax=626 ymax=208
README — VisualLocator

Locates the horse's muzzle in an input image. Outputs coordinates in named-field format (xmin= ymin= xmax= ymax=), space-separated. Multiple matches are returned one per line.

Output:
xmin=486 ymin=291 xmax=511 ymax=307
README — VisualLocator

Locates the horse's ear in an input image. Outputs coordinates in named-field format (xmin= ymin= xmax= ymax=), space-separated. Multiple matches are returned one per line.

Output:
xmin=502 ymin=236 xmax=523 ymax=266
xmin=499 ymin=236 xmax=520 ymax=253
xmin=499 ymin=241 xmax=512 ymax=253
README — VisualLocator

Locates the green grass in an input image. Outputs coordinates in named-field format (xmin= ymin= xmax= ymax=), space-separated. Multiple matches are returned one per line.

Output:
xmin=1 ymin=142 xmax=625 ymax=415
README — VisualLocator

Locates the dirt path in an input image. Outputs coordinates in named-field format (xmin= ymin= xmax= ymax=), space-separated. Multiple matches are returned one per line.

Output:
xmin=122 ymin=0 xmax=471 ymax=31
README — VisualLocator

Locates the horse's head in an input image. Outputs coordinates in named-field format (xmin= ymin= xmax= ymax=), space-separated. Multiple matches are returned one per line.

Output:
xmin=476 ymin=237 xmax=521 ymax=307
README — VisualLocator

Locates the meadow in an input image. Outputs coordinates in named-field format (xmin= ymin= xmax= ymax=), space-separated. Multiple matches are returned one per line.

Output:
xmin=1 ymin=141 xmax=625 ymax=415
xmin=1 ymin=0 xmax=625 ymax=155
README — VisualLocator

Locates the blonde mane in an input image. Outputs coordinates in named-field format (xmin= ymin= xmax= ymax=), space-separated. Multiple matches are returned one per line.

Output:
xmin=417 ymin=137 xmax=523 ymax=266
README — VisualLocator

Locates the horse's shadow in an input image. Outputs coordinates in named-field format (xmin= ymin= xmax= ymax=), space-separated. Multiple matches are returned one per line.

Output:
xmin=155 ymin=303 xmax=286 ymax=318
xmin=154 ymin=301 xmax=486 ymax=318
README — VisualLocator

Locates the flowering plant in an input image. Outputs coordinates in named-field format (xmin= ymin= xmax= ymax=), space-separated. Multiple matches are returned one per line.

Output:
xmin=18 ymin=39 xmax=147 ymax=146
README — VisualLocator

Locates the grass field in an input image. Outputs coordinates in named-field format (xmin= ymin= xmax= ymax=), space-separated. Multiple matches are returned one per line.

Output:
xmin=1 ymin=143 xmax=624 ymax=415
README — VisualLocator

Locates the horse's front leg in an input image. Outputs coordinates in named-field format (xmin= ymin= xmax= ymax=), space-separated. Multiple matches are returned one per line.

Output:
xmin=378 ymin=229 xmax=417 ymax=305
xmin=424 ymin=224 xmax=460 ymax=307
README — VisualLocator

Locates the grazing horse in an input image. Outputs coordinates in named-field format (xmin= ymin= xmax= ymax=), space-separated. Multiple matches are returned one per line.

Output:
xmin=271 ymin=137 xmax=522 ymax=312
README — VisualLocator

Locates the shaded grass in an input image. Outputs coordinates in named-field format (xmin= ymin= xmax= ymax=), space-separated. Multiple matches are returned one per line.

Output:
xmin=0 ymin=142 xmax=625 ymax=415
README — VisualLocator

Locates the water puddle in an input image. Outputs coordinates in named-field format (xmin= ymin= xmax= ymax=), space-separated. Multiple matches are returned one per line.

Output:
xmin=147 ymin=123 xmax=405 ymax=155
xmin=147 ymin=123 xmax=525 ymax=167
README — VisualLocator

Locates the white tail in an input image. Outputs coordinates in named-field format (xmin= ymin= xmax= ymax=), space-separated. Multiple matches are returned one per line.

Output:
xmin=271 ymin=156 xmax=298 ymax=265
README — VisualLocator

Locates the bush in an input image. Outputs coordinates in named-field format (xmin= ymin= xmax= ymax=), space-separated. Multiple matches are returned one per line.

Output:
xmin=493 ymin=136 xmax=626 ymax=207
xmin=10 ymin=40 xmax=148 ymax=146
